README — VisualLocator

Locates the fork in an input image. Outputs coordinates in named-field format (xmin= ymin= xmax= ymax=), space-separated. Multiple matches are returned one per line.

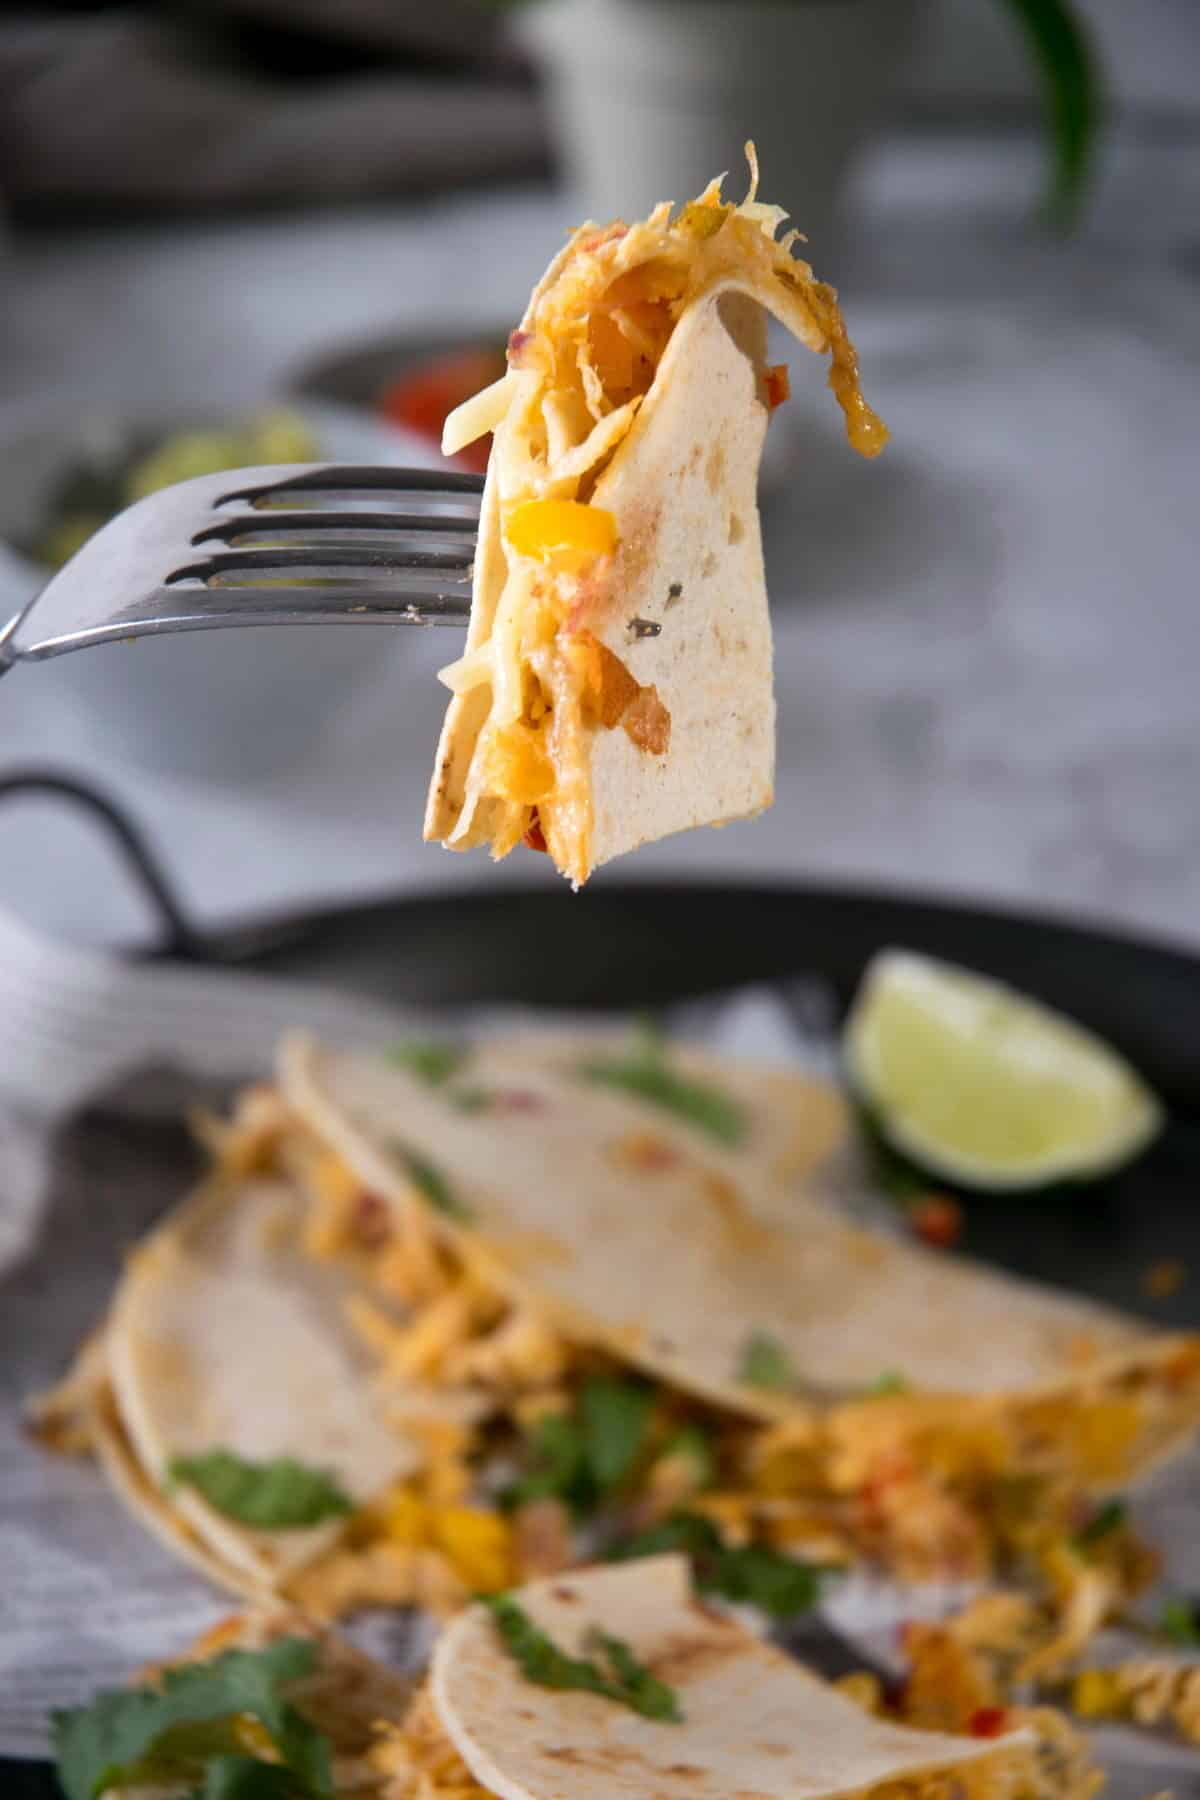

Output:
xmin=0 ymin=464 xmax=481 ymax=674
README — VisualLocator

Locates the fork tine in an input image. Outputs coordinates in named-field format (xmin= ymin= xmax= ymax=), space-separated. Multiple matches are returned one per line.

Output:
xmin=191 ymin=511 xmax=479 ymax=545
xmin=168 ymin=545 xmax=474 ymax=585
xmin=218 ymin=466 xmax=485 ymax=506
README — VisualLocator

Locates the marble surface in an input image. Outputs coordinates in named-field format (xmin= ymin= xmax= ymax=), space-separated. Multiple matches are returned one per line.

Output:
xmin=0 ymin=128 xmax=1198 ymax=951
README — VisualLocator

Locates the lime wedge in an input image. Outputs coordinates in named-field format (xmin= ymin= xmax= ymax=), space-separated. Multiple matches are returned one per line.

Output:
xmin=844 ymin=950 xmax=1163 ymax=1191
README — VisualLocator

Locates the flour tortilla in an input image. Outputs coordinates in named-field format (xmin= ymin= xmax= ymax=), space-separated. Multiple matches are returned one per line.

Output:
xmin=282 ymin=1032 xmax=1192 ymax=1417
xmin=434 ymin=1557 xmax=1028 ymax=1800
xmin=425 ymin=285 xmax=781 ymax=876
xmin=105 ymin=1175 xmax=423 ymax=1589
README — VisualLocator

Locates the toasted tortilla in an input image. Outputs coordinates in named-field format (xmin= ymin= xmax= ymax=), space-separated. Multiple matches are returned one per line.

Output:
xmin=282 ymin=1031 xmax=1200 ymax=1435
xmin=425 ymin=158 xmax=885 ymax=886
xmin=104 ymin=1174 xmax=423 ymax=1589
xmin=434 ymin=1557 xmax=1028 ymax=1800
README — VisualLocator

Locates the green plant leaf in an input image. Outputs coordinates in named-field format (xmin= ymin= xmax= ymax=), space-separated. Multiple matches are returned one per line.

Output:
xmin=1072 ymin=1496 xmax=1127 ymax=1550
xmin=167 ymin=1451 xmax=352 ymax=1529
xmin=194 ymin=1756 xmax=310 ymax=1799
xmin=52 ymin=1638 xmax=330 ymax=1800
xmin=486 ymin=1597 xmax=682 ymax=1721
xmin=581 ymin=1379 xmax=654 ymax=1490
xmin=387 ymin=1141 xmax=472 ymax=1220
xmin=1160 ymin=1596 xmax=1200 ymax=1649
xmin=386 ymin=1040 xmax=467 ymax=1087
xmin=578 ymin=1031 xmax=746 ymax=1145
xmin=607 ymin=1512 xmax=824 ymax=1621
xmin=996 ymin=0 xmax=1103 ymax=227
xmin=737 ymin=1331 xmax=796 ymax=1393
xmin=504 ymin=1379 xmax=654 ymax=1515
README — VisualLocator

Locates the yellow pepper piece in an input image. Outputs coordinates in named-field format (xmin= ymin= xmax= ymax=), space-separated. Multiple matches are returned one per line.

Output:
xmin=433 ymin=1506 xmax=513 ymax=1593
xmin=1072 ymin=1668 xmax=1122 ymax=1718
xmin=379 ymin=1485 xmax=429 ymax=1546
xmin=505 ymin=499 xmax=618 ymax=573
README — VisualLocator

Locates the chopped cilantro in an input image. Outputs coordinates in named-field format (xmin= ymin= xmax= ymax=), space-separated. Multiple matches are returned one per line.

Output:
xmin=737 ymin=1331 xmax=796 ymax=1393
xmin=868 ymin=1370 xmax=910 ymax=1396
xmin=192 ymin=1758 xmax=305 ymax=1799
xmin=386 ymin=1040 xmax=467 ymax=1087
xmin=1160 ymin=1596 xmax=1200 ymax=1648
xmin=577 ymin=1029 xmax=746 ymax=1146
xmin=608 ymin=1511 xmax=823 ymax=1620
xmin=658 ymin=1424 xmax=716 ymax=1491
xmin=167 ymin=1451 xmax=352 ymax=1530
xmin=448 ymin=1086 xmax=491 ymax=1114
xmin=1073 ymin=1498 xmax=1127 ymax=1550
xmin=486 ymin=1597 xmax=682 ymax=1722
xmin=388 ymin=1141 xmax=471 ymax=1220
xmin=581 ymin=1380 xmax=654 ymax=1489
xmin=504 ymin=1379 xmax=653 ymax=1515
xmin=52 ymin=1638 xmax=331 ymax=1800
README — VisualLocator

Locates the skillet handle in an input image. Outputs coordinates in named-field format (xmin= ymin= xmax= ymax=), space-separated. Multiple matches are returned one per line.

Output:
xmin=0 ymin=769 xmax=205 ymax=958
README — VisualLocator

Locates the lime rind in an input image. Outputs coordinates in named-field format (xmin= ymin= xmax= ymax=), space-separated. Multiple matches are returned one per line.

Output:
xmin=844 ymin=950 xmax=1164 ymax=1193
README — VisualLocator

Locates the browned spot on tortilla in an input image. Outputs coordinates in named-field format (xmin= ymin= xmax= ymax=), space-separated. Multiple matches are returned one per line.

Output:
xmin=667 ymin=1766 xmax=708 ymax=1779
xmin=758 ymin=1745 xmax=790 ymax=1758
xmin=728 ymin=512 xmax=746 ymax=545
xmin=701 ymin=550 xmax=718 ymax=578
xmin=543 ymin=1746 xmax=588 ymax=1765
xmin=705 ymin=442 xmax=726 ymax=494
xmin=650 ymin=1628 xmax=742 ymax=1686
xmin=552 ymin=1584 xmax=579 ymax=1603
xmin=611 ymin=500 xmax=663 ymax=596
xmin=688 ymin=444 xmax=704 ymax=473
xmin=623 ymin=686 xmax=671 ymax=756
xmin=516 ymin=1709 xmax=535 ymax=1721
xmin=703 ymin=1173 xmax=768 ymax=1248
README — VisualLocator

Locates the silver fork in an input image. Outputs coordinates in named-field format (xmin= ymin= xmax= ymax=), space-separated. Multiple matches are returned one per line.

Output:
xmin=0 ymin=463 xmax=480 ymax=674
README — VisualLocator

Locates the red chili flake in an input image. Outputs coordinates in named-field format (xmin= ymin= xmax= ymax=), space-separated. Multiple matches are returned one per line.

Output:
xmin=353 ymin=1191 xmax=391 ymax=1248
xmin=764 ymin=364 xmax=791 ymax=410
xmin=524 ymin=814 xmax=548 ymax=853
xmin=493 ymin=1090 xmax=544 ymax=1115
xmin=968 ymin=1707 xmax=1009 ymax=1739
xmin=909 ymin=1194 xmax=963 ymax=1250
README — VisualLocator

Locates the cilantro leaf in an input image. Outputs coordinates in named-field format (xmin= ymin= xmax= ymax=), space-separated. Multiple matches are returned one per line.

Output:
xmin=1160 ymin=1596 xmax=1200 ymax=1649
xmin=504 ymin=1380 xmax=654 ymax=1515
xmin=868 ymin=1370 xmax=910 ymax=1396
xmin=737 ymin=1331 xmax=796 ymax=1393
xmin=168 ymin=1451 xmax=352 ymax=1530
xmin=658 ymin=1425 xmax=716 ymax=1491
xmin=386 ymin=1040 xmax=467 ymax=1087
xmin=1073 ymin=1497 xmax=1127 ymax=1550
xmin=608 ymin=1511 xmax=824 ymax=1621
xmin=195 ymin=1756 xmax=309 ymax=1799
xmin=52 ymin=1638 xmax=330 ymax=1800
xmin=581 ymin=1380 xmax=654 ymax=1490
xmin=503 ymin=1411 xmax=592 ymax=1512
xmin=486 ymin=1597 xmax=682 ymax=1722
xmin=387 ymin=1141 xmax=471 ymax=1220
xmin=577 ymin=1033 xmax=746 ymax=1147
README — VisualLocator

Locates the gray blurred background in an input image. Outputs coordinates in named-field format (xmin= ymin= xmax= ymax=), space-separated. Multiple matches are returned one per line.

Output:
xmin=0 ymin=0 xmax=1197 ymax=945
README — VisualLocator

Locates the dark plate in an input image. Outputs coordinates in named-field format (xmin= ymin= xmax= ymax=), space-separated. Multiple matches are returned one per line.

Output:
xmin=7 ymin=785 xmax=1200 ymax=1795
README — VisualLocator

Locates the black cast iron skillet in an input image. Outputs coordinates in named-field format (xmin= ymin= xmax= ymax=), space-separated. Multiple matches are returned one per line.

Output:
xmin=5 ymin=772 xmax=1200 ymax=1797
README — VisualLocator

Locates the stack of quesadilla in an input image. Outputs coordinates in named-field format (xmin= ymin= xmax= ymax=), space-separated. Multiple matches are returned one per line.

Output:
xmin=425 ymin=149 xmax=887 ymax=886
xmin=37 ymin=1026 xmax=1200 ymax=1679
xmin=54 ymin=1558 xmax=1100 ymax=1800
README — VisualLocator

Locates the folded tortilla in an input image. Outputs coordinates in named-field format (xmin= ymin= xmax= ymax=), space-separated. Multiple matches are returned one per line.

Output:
xmin=283 ymin=1033 xmax=1175 ymax=1400
xmin=57 ymin=1172 xmax=426 ymax=1599
xmin=431 ymin=1558 xmax=1031 ymax=1800
xmin=426 ymin=152 xmax=886 ymax=886
xmin=91 ymin=1559 xmax=1052 ymax=1800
